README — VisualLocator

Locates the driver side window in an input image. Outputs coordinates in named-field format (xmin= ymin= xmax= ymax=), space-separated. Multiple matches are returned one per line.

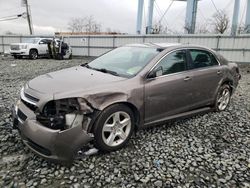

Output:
xmin=39 ymin=39 xmax=47 ymax=44
xmin=154 ymin=50 xmax=187 ymax=77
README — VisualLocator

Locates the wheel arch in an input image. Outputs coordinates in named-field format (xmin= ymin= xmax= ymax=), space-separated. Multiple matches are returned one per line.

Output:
xmin=220 ymin=79 xmax=234 ymax=94
xmin=213 ymin=78 xmax=234 ymax=103
xmin=30 ymin=48 xmax=38 ymax=54
xmin=89 ymin=101 xmax=141 ymax=133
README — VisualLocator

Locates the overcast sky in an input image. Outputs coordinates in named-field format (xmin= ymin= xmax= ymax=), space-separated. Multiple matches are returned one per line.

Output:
xmin=0 ymin=0 xmax=247 ymax=35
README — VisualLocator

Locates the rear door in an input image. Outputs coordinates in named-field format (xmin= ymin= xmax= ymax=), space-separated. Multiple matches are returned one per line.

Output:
xmin=144 ymin=49 xmax=194 ymax=124
xmin=186 ymin=49 xmax=224 ymax=108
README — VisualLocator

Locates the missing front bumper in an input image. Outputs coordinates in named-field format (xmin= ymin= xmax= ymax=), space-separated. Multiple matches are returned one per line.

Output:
xmin=11 ymin=101 xmax=94 ymax=162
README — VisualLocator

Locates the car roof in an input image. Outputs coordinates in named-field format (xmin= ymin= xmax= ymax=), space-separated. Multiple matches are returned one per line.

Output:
xmin=125 ymin=43 xmax=211 ymax=50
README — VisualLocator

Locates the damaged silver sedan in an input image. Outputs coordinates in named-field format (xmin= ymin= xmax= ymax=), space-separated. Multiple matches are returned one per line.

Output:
xmin=12 ymin=43 xmax=241 ymax=162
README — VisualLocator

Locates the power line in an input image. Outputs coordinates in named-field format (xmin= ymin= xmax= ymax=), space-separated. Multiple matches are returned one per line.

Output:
xmin=210 ymin=0 xmax=219 ymax=12
xmin=0 ymin=13 xmax=24 ymax=22
xmin=198 ymin=7 xmax=207 ymax=22
xmin=0 ymin=17 xmax=19 ymax=22
xmin=154 ymin=1 xmax=169 ymax=26
xmin=210 ymin=0 xmax=220 ymax=14
xmin=222 ymin=0 xmax=234 ymax=12
xmin=0 ymin=14 xmax=23 ymax=19
xmin=158 ymin=0 xmax=174 ymax=24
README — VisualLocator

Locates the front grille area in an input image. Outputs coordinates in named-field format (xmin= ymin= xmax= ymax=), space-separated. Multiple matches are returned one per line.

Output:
xmin=17 ymin=109 xmax=27 ymax=121
xmin=37 ymin=114 xmax=65 ymax=130
xmin=10 ymin=45 xmax=20 ymax=50
xmin=24 ymin=92 xmax=39 ymax=102
xmin=21 ymin=99 xmax=37 ymax=112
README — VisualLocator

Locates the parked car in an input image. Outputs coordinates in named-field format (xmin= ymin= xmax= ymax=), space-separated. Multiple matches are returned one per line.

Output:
xmin=9 ymin=38 xmax=72 ymax=60
xmin=10 ymin=38 xmax=52 ymax=59
xmin=12 ymin=43 xmax=241 ymax=162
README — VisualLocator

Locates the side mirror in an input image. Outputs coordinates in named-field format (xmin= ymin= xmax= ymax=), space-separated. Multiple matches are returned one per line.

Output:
xmin=147 ymin=66 xmax=163 ymax=79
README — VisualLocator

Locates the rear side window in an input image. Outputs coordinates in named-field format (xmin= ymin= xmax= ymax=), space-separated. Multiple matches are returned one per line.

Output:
xmin=154 ymin=50 xmax=187 ymax=76
xmin=189 ymin=49 xmax=218 ymax=69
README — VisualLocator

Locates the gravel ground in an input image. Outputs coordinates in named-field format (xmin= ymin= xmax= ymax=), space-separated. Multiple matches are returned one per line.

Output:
xmin=0 ymin=56 xmax=249 ymax=188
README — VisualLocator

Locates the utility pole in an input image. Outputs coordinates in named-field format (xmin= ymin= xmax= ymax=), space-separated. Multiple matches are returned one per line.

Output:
xmin=22 ymin=0 xmax=33 ymax=35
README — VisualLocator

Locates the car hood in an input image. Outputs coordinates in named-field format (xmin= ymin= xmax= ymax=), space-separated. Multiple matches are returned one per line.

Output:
xmin=27 ymin=66 xmax=126 ymax=97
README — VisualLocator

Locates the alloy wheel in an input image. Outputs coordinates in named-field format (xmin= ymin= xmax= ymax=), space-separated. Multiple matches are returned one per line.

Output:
xmin=102 ymin=111 xmax=131 ymax=147
xmin=217 ymin=88 xmax=230 ymax=111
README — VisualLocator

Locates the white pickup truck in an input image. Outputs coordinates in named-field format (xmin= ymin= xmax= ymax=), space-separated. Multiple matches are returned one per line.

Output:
xmin=9 ymin=38 xmax=72 ymax=60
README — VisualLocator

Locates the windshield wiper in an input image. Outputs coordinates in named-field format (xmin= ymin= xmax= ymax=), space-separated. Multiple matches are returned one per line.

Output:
xmin=82 ymin=64 xmax=119 ymax=76
xmin=81 ymin=63 xmax=91 ymax=68
xmin=95 ymin=68 xmax=119 ymax=76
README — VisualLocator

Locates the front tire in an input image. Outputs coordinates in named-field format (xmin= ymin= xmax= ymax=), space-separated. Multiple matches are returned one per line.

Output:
xmin=29 ymin=49 xmax=38 ymax=60
xmin=214 ymin=84 xmax=231 ymax=112
xmin=93 ymin=104 xmax=135 ymax=152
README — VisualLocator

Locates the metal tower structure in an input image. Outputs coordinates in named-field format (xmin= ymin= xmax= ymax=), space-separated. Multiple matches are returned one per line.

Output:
xmin=136 ymin=0 xmax=144 ymax=34
xmin=231 ymin=0 xmax=240 ymax=36
xmin=146 ymin=0 xmax=154 ymax=34
xmin=176 ymin=0 xmax=198 ymax=34
xmin=245 ymin=0 xmax=250 ymax=33
xmin=136 ymin=0 xmax=244 ymax=35
xmin=136 ymin=0 xmax=200 ymax=34
xmin=185 ymin=0 xmax=198 ymax=34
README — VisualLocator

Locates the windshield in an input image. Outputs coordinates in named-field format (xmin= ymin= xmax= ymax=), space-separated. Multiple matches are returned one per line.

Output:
xmin=22 ymin=38 xmax=40 ymax=44
xmin=86 ymin=47 xmax=159 ymax=78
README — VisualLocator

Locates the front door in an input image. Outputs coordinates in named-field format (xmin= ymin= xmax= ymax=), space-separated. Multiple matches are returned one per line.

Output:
xmin=144 ymin=50 xmax=194 ymax=124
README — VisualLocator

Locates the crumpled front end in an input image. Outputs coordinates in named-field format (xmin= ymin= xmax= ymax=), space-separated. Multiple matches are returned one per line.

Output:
xmin=12 ymin=86 xmax=95 ymax=162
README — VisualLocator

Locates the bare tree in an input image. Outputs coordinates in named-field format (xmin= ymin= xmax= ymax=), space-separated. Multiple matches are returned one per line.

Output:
xmin=195 ymin=23 xmax=210 ymax=34
xmin=152 ymin=23 xmax=163 ymax=34
xmin=68 ymin=17 xmax=86 ymax=33
xmin=68 ymin=16 xmax=102 ymax=33
xmin=151 ymin=21 xmax=168 ymax=34
xmin=211 ymin=10 xmax=229 ymax=34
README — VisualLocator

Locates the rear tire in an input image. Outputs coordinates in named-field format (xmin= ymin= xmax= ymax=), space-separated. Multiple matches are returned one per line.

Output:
xmin=214 ymin=84 xmax=231 ymax=112
xmin=29 ymin=49 xmax=38 ymax=60
xmin=93 ymin=104 xmax=135 ymax=152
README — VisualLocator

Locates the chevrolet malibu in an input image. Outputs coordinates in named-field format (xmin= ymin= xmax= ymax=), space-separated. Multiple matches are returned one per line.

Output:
xmin=12 ymin=43 xmax=241 ymax=162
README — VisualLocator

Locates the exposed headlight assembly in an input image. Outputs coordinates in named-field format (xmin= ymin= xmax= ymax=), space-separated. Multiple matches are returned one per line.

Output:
xmin=65 ymin=114 xmax=84 ymax=129
xmin=39 ymin=98 xmax=94 ymax=130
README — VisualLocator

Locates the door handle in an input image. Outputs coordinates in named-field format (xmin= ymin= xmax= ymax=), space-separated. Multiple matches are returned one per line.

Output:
xmin=184 ymin=76 xmax=191 ymax=81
